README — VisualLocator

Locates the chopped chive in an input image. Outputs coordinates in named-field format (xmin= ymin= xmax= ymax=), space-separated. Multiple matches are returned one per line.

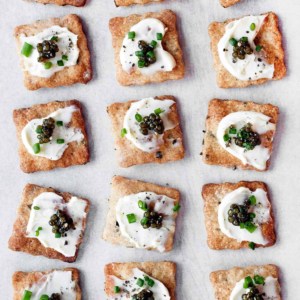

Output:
xmin=35 ymin=227 xmax=42 ymax=237
xmin=51 ymin=36 xmax=58 ymax=42
xmin=21 ymin=289 xmax=32 ymax=300
xmin=138 ymin=60 xmax=145 ymax=68
xmin=138 ymin=200 xmax=148 ymax=211
xmin=127 ymin=213 xmax=136 ymax=224
xmin=36 ymin=125 xmax=43 ymax=134
xmin=37 ymin=227 xmax=43 ymax=231
xmin=128 ymin=31 xmax=136 ymax=39
xmin=55 ymin=232 xmax=61 ymax=238
xmin=254 ymin=275 xmax=265 ymax=285
xmin=114 ymin=286 xmax=120 ymax=293
xmin=62 ymin=54 xmax=68 ymax=61
xmin=150 ymin=40 xmax=157 ymax=48
xmin=241 ymin=36 xmax=248 ymax=42
xmin=21 ymin=42 xmax=33 ymax=57
xmin=44 ymin=62 xmax=52 ymax=70
xmin=56 ymin=139 xmax=65 ymax=144
xmin=146 ymin=51 xmax=155 ymax=58
xmin=223 ymin=134 xmax=230 ymax=142
xmin=229 ymin=38 xmax=237 ymax=46
xmin=135 ymin=50 xmax=144 ymax=57
xmin=240 ymin=222 xmax=257 ymax=233
xmin=33 ymin=206 xmax=40 ymax=210
xmin=248 ymin=242 xmax=256 ymax=250
xmin=256 ymin=45 xmax=263 ymax=52
xmin=249 ymin=213 xmax=256 ymax=221
xmin=56 ymin=120 xmax=63 ymax=126
xmin=154 ymin=108 xmax=165 ymax=115
xmin=144 ymin=276 xmax=155 ymax=287
xmin=250 ymin=23 xmax=256 ymax=31
xmin=33 ymin=143 xmax=41 ymax=154
xmin=243 ymin=276 xmax=254 ymax=289
xmin=135 ymin=113 xmax=143 ymax=122
xmin=140 ymin=217 xmax=149 ymax=226
xmin=40 ymin=295 xmax=49 ymax=300
xmin=121 ymin=128 xmax=127 ymax=137
xmin=173 ymin=203 xmax=181 ymax=212
xmin=156 ymin=33 xmax=163 ymax=40
xmin=249 ymin=195 xmax=257 ymax=205
xmin=136 ymin=278 xmax=144 ymax=287
xmin=229 ymin=127 xmax=237 ymax=134
xmin=57 ymin=60 xmax=64 ymax=67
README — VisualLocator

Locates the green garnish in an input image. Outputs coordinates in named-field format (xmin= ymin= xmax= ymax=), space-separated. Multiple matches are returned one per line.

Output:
xmin=136 ymin=278 xmax=144 ymax=287
xmin=229 ymin=38 xmax=238 ymax=47
xmin=223 ymin=134 xmax=230 ymax=142
xmin=243 ymin=276 xmax=254 ymax=289
xmin=135 ymin=51 xmax=144 ymax=57
xmin=249 ymin=195 xmax=257 ymax=205
xmin=36 ymin=125 xmax=43 ymax=134
xmin=32 ymin=143 xmax=41 ymax=154
xmin=248 ymin=242 xmax=255 ymax=250
xmin=55 ymin=232 xmax=61 ymax=238
xmin=154 ymin=108 xmax=165 ymax=115
xmin=128 ymin=31 xmax=136 ymax=39
xmin=241 ymin=36 xmax=248 ymax=42
xmin=35 ymin=227 xmax=42 ymax=237
xmin=249 ymin=213 xmax=256 ymax=220
xmin=141 ymin=217 xmax=149 ymax=226
xmin=21 ymin=42 xmax=33 ymax=57
xmin=173 ymin=203 xmax=181 ymax=212
xmin=229 ymin=127 xmax=237 ymax=134
xmin=156 ymin=33 xmax=163 ymax=40
xmin=254 ymin=275 xmax=265 ymax=285
xmin=250 ymin=23 xmax=256 ymax=31
xmin=135 ymin=113 xmax=143 ymax=122
xmin=21 ymin=290 xmax=32 ymax=300
xmin=51 ymin=36 xmax=58 ymax=42
xmin=138 ymin=200 xmax=148 ymax=211
xmin=138 ymin=60 xmax=145 ymax=68
xmin=56 ymin=139 xmax=65 ymax=144
xmin=39 ymin=295 xmax=49 ymax=300
xmin=144 ymin=276 xmax=155 ymax=287
xmin=56 ymin=120 xmax=63 ymax=126
xmin=114 ymin=286 xmax=120 ymax=293
xmin=127 ymin=213 xmax=136 ymax=224
xmin=150 ymin=40 xmax=157 ymax=48
xmin=256 ymin=45 xmax=263 ymax=52
xmin=57 ymin=60 xmax=64 ymax=67
xmin=44 ymin=62 xmax=52 ymax=69
xmin=146 ymin=51 xmax=155 ymax=58
xmin=33 ymin=206 xmax=40 ymax=210
xmin=240 ymin=221 xmax=257 ymax=233
xmin=121 ymin=128 xmax=127 ymax=137
xmin=62 ymin=54 xmax=68 ymax=61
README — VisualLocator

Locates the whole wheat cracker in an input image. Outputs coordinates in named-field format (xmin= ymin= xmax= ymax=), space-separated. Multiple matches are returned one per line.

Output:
xmin=220 ymin=0 xmax=241 ymax=8
xmin=115 ymin=0 xmax=163 ymax=6
xmin=29 ymin=0 xmax=86 ymax=6
xmin=8 ymin=184 xmax=90 ymax=263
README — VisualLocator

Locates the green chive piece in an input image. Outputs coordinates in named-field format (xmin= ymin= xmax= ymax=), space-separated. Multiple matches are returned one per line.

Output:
xmin=135 ymin=50 xmax=144 ymax=57
xmin=55 ymin=232 xmax=61 ymax=238
xmin=126 ymin=213 xmax=136 ymax=224
xmin=154 ymin=108 xmax=165 ymax=115
xmin=44 ymin=62 xmax=52 ymax=70
xmin=243 ymin=276 xmax=254 ymax=289
xmin=37 ymin=227 xmax=43 ymax=231
xmin=39 ymin=295 xmax=49 ymax=300
xmin=128 ymin=31 xmax=136 ymax=39
xmin=62 ymin=54 xmax=68 ymax=61
xmin=35 ymin=230 xmax=40 ymax=237
xmin=240 ymin=222 xmax=257 ymax=233
xmin=21 ymin=42 xmax=33 ymax=57
xmin=121 ymin=128 xmax=127 ymax=137
xmin=229 ymin=127 xmax=237 ymax=134
xmin=136 ymin=278 xmax=144 ymax=287
xmin=21 ymin=289 xmax=32 ymax=300
xmin=138 ymin=60 xmax=145 ymax=68
xmin=223 ymin=134 xmax=230 ymax=142
xmin=114 ymin=286 xmax=120 ymax=293
xmin=248 ymin=242 xmax=255 ymax=250
xmin=141 ymin=217 xmax=149 ymax=226
xmin=156 ymin=33 xmax=163 ymax=40
xmin=250 ymin=23 xmax=256 ymax=31
xmin=249 ymin=213 xmax=256 ymax=221
xmin=138 ymin=200 xmax=148 ymax=211
xmin=51 ymin=36 xmax=58 ymax=42
xmin=33 ymin=206 xmax=40 ymax=210
xmin=229 ymin=38 xmax=237 ymax=47
xmin=57 ymin=60 xmax=64 ymax=67
xmin=249 ymin=195 xmax=257 ymax=205
xmin=56 ymin=120 xmax=63 ymax=126
xmin=150 ymin=40 xmax=157 ymax=48
xmin=241 ymin=36 xmax=248 ymax=42
xmin=144 ymin=276 xmax=155 ymax=287
xmin=146 ymin=51 xmax=155 ymax=58
xmin=56 ymin=139 xmax=65 ymax=144
xmin=135 ymin=113 xmax=143 ymax=122
xmin=256 ymin=45 xmax=263 ymax=52
xmin=36 ymin=125 xmax=43 ymax=134
xmin=33 ymin=143 xmax=41 ymax=154
xmin=254 ymin=275 xmax=265 ymax=285
xmin=173 ymin=203 xmax=181 ymax=212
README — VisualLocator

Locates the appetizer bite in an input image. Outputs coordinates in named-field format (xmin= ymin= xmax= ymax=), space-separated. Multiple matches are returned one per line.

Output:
xmin=13 ymin=268 xmax=81 ymax=299
xmin=8 ymin=184 xmax=90 ymax=262
xmin=13 ymin=100 xmax=89 ymax=173
xmin=15 ymin=14 xmax=92 ymax=90
xmin=208 ymin=12 xmax=286 ymax=88
xmin=105 ymin=261 xmax=176 ymax=299
xmin=220 ymin=0 xmax=241 ymax=8
xmin=202 ymin=181 xmax=276 ymax=250
xmin=109 ymin=10 xmax=184 ymax=85
xmin=103 ymin=176 xmax=181 ymax=252
xmin=210 ymin=265 xmax=281 ymax=300
xmin=202 ymin=99 xmax=279 ymax=171
xmin=107 ymin=96 xmax=185 ymax=168
xmin=115 ymin=0 xmax=163 ymax=6
xmin=30 ymin=0 xmax=86 ymax=6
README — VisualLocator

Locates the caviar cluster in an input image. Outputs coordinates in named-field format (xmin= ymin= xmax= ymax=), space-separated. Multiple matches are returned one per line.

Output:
xmin=132 ymin=289 xmax=154 ymax=300
xmin=135 ymin=40 xmax=157 ymax=68
xmin=36 ymin=117 xmax=55 ymax=144
xmin=235 ymin=123 xmax=261 ymax=150
xmin=242 ymin=287 xmax=264 ymax=300
xmin=49 ymin=294 xmax=61 ymax=300
xmin=231 ymin=37 xmax=253 ymax=62
xmin=139 ymin=113 xmax=164 ymax=136
xmin=37 ymin=39 xmax=59 ymax=62
xmin=141 ymin=209 xmax=164 ymax=230
xmin=49 ymin=210 xmax=75 ymax=237
xmin=227 ymin=197 xmax=255 ymax=226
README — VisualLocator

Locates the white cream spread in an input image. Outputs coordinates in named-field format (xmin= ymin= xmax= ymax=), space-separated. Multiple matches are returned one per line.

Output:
xmin=26 ymin=192 xmax=87 ymax=257
xmin=24 ymin=270 xmax=77 ymax=299
xmin=21 ymin=106 xmax=84 ymax=161
xmin=123 ymin=97 xmax=177 ymax=152
xmin=217 ymin=111 xmax=275 ymax=170
xmin=120 ymin=18 xmax=176 ymax=75
xmin=109 ymin=268 xmax=170 ymax=300
xmin=116 ymin=191 xmax=177 ymax=252
xmin=20 ymin=25 xmax=79 ymax=78
xmin=230 ymin=276 xmax=280 ymax=300
xmin=218 ymin=187 xmax=271 ymax=245
xmin=218 ymin=15 xmax=274 ymax=81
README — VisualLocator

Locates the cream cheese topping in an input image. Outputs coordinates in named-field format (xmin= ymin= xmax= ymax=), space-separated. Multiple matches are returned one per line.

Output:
xmin=218 ymin=187 xmax=271 ymax=245
xmin=109 ymin=268 xmax=170 ymax=300
xmin=217 ymin=111 xmax=275 ymax=170
xmin=116 ymin=191 xmax=177 ymax=252
xmin=120 ymin=18 xmax=176 ymax=75
xmin=26 ymin=192 xmax=87 ymax=257
xmin=21 ymin=106 xmax=84 ymax=161
xmin=123 ymin=97 xmax=177 ymax=152
xmin=218 ymin=15 xmax=274 ymax=81
xmin=19 ymin=25 xmax=79 ymax=78
xmin=230 ymin=276 xmax=280 ymax=300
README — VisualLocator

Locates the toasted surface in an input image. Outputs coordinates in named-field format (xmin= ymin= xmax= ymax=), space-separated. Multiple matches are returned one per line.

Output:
xmin=13 ymin=100 xmax=89 ymax=173
xmin=30 ymin=0 xmax=86 ymax=6
xmin=202 ymin=181 xmax=276 ymax=250
xmin=12 ymin=268 xmax=81 ymax=300
xmin=109 ymin=10 xmax=184 ymax=86
xmin=105 ymin=261 xmax=176 ymax=299
xmin=210 ymin=264 xmax=281 ymax=300
xmin=8 ymin=184 xmax=90 ymax=263
xmin=103 ymin=176 xmax=180 ymax=251
xmin=115 ymin=0 xmax=163 ymax=6
xmin=14 ymin=14 xmax=92 ymax=90
xmin=202 ymin=99 xmax=279 ymax=171
xmin=208 ymin=12 xmax=286 ymax=88
xmin=220 ymin=0 xmax=240 ymax=8
xmin=107 ymin=95 xmax=185 ymax=168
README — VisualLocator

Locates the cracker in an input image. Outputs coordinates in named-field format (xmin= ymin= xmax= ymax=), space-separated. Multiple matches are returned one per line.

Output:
xmin=202 ymin=181 xmax=276 ymax=250
xmin=202 ymin=99 xmax=279 ymax=171
xmin=115 ymin=0 xmax=163 ymax=6
xmin=107 ymin=95 xmax=185 ymax=168
xmin=103 ymin=176 xmax=180 ymax=251
xmin=13 ymin=100 xmax=89 ymax=173
xmin=208 ymin=12 xmax=286 ymax=88
xmin=30 ymin=0 xmax=86 ymax=6
xmin=14 ymin=14 xmax=92 ymax=90
xmin=105 ymin=261 xmax=176 ymax=299
xmin=109 ymin=10 xmax=184 ymax=86
xmin=12 ymin=268 xmax=81 ymax=300
xmin=210 ymin=264 xmax=281 ymax=300
xmin=8 ymin=184 xmax=90 ymax=263
xmin=220 ymin=0 xmax=240 ymax=8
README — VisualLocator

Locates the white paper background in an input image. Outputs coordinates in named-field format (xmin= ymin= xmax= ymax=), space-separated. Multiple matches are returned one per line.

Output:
xmin=0 ymin=0 xmax=300 ymax=298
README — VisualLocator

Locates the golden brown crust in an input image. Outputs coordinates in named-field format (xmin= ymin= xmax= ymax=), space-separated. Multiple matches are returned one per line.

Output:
xmin=202 ymin=99 xmax=279 ymax=171
xmin=14 ymin=14 xmax=92 ymax=90
xmin=29 ymin=0 xmax=86 ymax=6
xmin=105 ymin=261 xmax=176 ymax=299
xmin=220 ymin=0 xmax=240 ymax=8
xmin=107 ymin=95 xmax=185 ymax=168
xmin=201 ymin=181 xmax=276 ymax=250
xmin=115 ymin=0 xmax=163 ymax=6
xmin=109 ymin=10 xmax=184 ymax=86
xmin=103 ymin=176 xmax=180 ymax=251
xmin=208 ymin=12 xmax=286 ymax=88
xmin=210 ymin=264 xmax=281 ymax=300
xmin=12 ymin=268 xmax=81 ymax=300
xmin=13 ymin=100 xmax=89 ymax=173
xmin=8 ymin=184 xmax=90 ymax=263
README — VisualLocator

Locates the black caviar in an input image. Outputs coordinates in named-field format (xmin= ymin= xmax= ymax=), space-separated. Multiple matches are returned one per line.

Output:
xmin=141 ymin=209 xmax=163 ymax=229
xmin=132 ymin=289 xmax=155 ymax=300
xmin=242 ymin=287 xmax=264 ymax=300
xmin=232 ymin=37 xmax=253 ymax=62
xmin=139 ymin=113 xmax=164 ymax=136
xmin=36 ymin=117 xmax=55 ymax=144
xmin=135 ymin=40 xmax=157 ymax=68
xmin=49 ymin=210 xmax=75 ymax=237
xmin=37 ymin=39 xmax=59 ymax=62
xmin=49 ymin=294 xmax=61 ymax=300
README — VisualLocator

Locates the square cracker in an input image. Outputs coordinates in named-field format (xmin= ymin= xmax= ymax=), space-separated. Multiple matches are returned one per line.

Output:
xmin=202 ymin=181 xmax=276 ymax=250
xmin=210 ymin=264 xmax=281 ymax=300
xmin=202 ymin=99 xmax=279 ymax=171
xmin=105 ymin=261 xmax=176 ymax=299
xmin=8 ymin=184 xmax=90 ymax=263
xmin=103 ymin=176 xmax=180 ymax=251
xmin=13 ymin=100 xmax=89 ymax=173
xmin=109 ymin=10 xmax=184 ymax=86
xmin=12 ymin=268 xmax=81 ymax=300
xmin=14 ymin=14 xmax=92 ymax=90
xmin=208 ymin=12 xmax=286 ymax=88
xmin=30 ymin=0 xmax=86 ymax=6
xmin=220 ymin=0 xmax=241 ymax=8
xmin=115 ymin=0 xmax=163 ymax=6
xmin=107 ymin=95 xmax=185 ymax=168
